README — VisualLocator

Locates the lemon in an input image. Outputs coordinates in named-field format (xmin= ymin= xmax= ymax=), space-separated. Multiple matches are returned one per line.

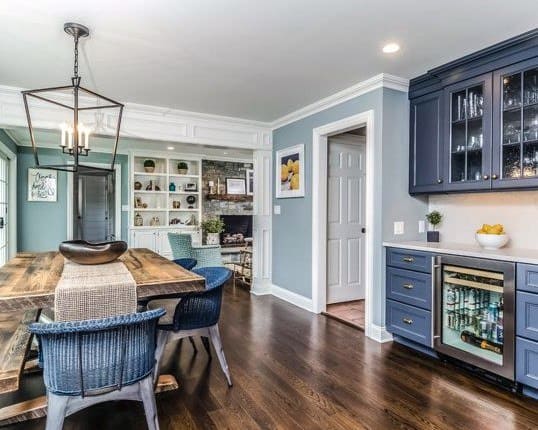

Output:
xmin=290 ymin=174 xmax=300 ymax=190
xmin=292 ymin=160 xmax=300 ymax=175
xmin=281 ymin=165 xmax=289 ymax=182
xmin=287 ymin=159 xmax=294 ymax=172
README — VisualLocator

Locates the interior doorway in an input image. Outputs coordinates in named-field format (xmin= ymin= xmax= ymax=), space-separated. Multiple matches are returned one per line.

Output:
xmin=73 ymin=167 xmax=116 ymax=242
xmin=67 ymin=162 xmax=121 ymax=242
xmin=324 ymin=128 xmax=367 ymax=330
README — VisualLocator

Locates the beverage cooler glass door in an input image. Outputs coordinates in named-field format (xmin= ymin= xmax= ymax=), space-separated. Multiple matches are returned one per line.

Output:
xmin=434 ymin=255 xmax=515 ymax=380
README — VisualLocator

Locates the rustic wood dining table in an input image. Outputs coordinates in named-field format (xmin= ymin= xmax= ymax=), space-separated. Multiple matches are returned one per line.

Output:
xmin=0 ymin=248 xmax=205 ymax=426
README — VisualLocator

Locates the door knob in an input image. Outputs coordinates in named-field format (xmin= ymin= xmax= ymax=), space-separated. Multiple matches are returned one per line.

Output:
xmin=437 ymin=179 xmax=443 ymax=184
xmin=361 ymin=227 xmax=366 ymax=234
xmin=483 ymin=175 xmax=489 ymax=180
xmin=492 ymin=174 xmax=498 ymax=180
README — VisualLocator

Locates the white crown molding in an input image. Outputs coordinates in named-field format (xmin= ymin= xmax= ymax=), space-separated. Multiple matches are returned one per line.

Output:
xmin=0 ymin=84 xmax=272 ymax=150
xmin=270 ymin=73 xmax=409 ymax=130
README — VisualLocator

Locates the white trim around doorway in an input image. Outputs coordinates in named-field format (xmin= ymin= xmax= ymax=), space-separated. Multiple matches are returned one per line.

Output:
xmin=66 ymin=163 xmax=122 ymax=241
xmin=0 ymin=140 xmax=17 ymax=260
xmin=312 ymin=110 xmax=375 ymax=339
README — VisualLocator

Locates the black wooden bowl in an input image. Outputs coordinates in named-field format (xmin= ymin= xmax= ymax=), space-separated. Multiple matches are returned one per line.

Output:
xmin=59 ymin=240 xmax=128 ymax=265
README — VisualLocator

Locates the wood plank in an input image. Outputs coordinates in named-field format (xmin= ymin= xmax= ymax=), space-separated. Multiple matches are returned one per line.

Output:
xmin=0 ymin=309 xmax=40 ymax=394
xmin=0 ymin=249 xmax=205 ymax=312
xmin=0 ymin=396 xmax=47 ymax=426
xmin=0 ymin=375 xmax=179 ymax=426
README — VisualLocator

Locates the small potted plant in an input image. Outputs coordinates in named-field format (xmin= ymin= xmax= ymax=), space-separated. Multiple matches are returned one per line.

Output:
xmin=144 ymin=159 xmax=155 ymax=173
xmin=177 ymin=161 xmax=189 ymax=175
xmin=201 ymin=218 xmax=225 ymax=245
xmin=425 ymin=210 xmax=442 ymax=242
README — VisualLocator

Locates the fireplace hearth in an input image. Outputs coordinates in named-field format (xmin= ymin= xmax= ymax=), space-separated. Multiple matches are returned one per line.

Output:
xmin=220 ymin=215 xmax=252 ymax=247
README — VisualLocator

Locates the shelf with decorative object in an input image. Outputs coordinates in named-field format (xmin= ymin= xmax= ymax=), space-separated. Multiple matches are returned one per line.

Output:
xmin=205 ymin=194 xmax=253 ymax=202
xmin=130 ymin=154 xmax=202 ymax=254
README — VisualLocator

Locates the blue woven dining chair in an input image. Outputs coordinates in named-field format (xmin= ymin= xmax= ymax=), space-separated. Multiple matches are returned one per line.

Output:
xmin=168 ymin=233 xmax=223 ymax=269
xmin=149 ymin=267 xmax=233 ymax=387
xmin=29 ymin=308 xmax=166 ymax=430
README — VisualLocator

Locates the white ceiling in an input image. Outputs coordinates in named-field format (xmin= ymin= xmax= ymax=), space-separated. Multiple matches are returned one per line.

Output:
xmin=0 ymin=1 xmax=536 ymax=122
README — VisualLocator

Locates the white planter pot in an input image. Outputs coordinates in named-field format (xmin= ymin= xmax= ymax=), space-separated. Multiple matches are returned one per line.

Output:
xmin=206 ymin=233 xmax=220 ymax=245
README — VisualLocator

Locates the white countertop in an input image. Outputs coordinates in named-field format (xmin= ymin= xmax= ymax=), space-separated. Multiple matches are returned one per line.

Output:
xmin=383 ymin=240 xmax=538 ymax=265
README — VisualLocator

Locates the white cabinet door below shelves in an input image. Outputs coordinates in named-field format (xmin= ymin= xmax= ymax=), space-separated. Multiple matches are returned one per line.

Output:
xmin=132 ymin=230 xmax=157 ymax=252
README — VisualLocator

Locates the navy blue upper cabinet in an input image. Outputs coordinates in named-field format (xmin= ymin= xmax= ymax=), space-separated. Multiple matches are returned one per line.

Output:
xmin=443 ymin=73 xmax=493 ymax=191
xmin=492 ymin=58 xmax=538 ymax=189
xmin=408 ymin=30 xmax=538 ymax=195
xmin=409 ymin=91 xmax=444 ymax=193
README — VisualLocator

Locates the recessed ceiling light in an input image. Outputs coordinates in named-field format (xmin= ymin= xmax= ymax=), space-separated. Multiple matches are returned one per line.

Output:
xmin=223 ymin=151 xmax=228 ymax=155
xmin=382 ymin=43 xmax=400 ymax=54
xmin=167 ymin=146 xmax=175 ymax=150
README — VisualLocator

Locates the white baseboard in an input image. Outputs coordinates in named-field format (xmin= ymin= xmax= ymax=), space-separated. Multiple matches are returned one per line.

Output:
xmin=250 ymin=278 xmax=272 ymax=296
xmin=270 ymin=284 xmax=314 ymax=312
xmin=368 ymin=324 xmax=393 ymax=343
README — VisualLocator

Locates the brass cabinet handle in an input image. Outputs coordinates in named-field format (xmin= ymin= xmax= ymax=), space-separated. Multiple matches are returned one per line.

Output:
xmin=403 ymin=257 xmax=415 ymax=263
xmin=403 ymin=283 xmax=414 ymax=289
xmin=483 ymin=175 xmax=489 ymax=180
xmin=492 ymin=174 xmax=498 ymax=180
xmin=403 ymin=318 xmax=413 ymax=325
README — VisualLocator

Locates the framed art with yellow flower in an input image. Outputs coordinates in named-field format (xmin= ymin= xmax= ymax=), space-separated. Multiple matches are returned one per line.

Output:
xmin=276 ymin=144 xmax=304 ymax=198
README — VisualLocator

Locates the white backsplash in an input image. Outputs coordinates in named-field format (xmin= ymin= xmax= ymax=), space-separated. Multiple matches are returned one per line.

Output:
xmin=428 ymin=191 xmax=538 ymax=249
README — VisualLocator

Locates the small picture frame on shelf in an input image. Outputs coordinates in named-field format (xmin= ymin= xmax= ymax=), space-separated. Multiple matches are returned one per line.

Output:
xmin=226 ymin=178 xmax=246 ymax=195
xmin=246 ymin=169 xmax=254 ymax=196
xmin=184 ymin=183 xmax=197 ymax=192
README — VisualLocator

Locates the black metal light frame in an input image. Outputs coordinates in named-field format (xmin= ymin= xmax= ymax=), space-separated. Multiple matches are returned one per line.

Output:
xmin=21 ymin=23 xmax=124 ymax=173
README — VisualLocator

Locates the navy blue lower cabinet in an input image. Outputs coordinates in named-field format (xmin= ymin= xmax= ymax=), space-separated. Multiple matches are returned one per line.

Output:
xmin=516 ymin=337 xmax=538 ymax=389
xmin=386 ymin=299 xmax=432 ymax=347
xmin=516 ymin=292 xmax=538 ymax=342
xmin=386 ymin=248 xmax=432 ymax=273
xmin=517 ymin=263 xmax=538 ymax=294
xmin=386 ymin=267 xmax=432 ymax=310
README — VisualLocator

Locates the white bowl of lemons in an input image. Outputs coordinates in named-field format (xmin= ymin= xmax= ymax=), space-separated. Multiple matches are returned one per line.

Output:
xmin=475 ymin=224 xmax=509 ymax=250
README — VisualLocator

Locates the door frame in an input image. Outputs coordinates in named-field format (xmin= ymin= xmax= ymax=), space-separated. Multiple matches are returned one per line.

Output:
xmin=312 ymin=110 xmax=375 ymax=338
xmin=66 ymin=162 xmax=122 ymax=241
xmin=0 ymin=140 xmax=17 ymax=260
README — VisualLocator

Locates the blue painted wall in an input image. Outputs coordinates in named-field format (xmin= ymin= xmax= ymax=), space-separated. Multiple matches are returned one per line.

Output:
xmin=17 ymin=146 xmax=129 ymax=252
xmin=272 ymin=87 xmax=427 ymax=326
xmin=0 ymin=130 xmax=18 ymax=155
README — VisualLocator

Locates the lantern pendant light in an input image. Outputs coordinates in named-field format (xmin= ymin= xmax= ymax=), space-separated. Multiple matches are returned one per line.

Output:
xmin=21 ymin=23 xmax=124 ymax=172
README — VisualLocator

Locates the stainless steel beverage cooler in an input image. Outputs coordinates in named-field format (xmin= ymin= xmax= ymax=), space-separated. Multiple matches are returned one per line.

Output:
xmin=434 ymin=255 xmax=515 ymax=380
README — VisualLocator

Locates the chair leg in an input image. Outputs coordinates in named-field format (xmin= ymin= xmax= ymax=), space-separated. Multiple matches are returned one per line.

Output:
xmin=201 ymin=336 xmax=211 ymax=357
xmin=46 ymin=393 xmax=68 ymax=430
xmin=208 ymin=325 xmax=232 ymax=387
xmin=188 ymin=336 xmax=198 ymax=353
xmin=153 ymin=330 xmax=169 ymax=385
xmin=140 ymin=377 xmax=160 ymax=430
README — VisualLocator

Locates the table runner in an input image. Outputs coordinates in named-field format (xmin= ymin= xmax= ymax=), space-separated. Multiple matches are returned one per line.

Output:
xmin=54 ymin=260 xmax=137 ymax=322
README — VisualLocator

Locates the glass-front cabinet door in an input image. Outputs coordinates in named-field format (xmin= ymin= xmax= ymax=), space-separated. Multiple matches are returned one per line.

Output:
xmin=492 ymin=60 xmax=538 ymax=189
xmin=444 ymin=74 xmax=492 ymax=191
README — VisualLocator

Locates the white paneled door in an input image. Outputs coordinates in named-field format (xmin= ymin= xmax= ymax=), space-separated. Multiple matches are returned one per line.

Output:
xmin=327 ymin=139 xmax=366 ymax=304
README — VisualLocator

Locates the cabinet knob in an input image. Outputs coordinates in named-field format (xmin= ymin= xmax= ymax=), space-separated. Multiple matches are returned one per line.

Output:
xmin=402 ymin=318 xmax=414 ymax=325
xmin=437 ymin=179 xmax=443 ymax=184
xmin=492 ymin=174 xmax=498 ymax=180
xmin=403 ymin=283 xmax=414 ymax=290
xmin=482 ymin=175 xmax=489 ymax=180
xmin=402 ymin=257 xmax=415 ymax=263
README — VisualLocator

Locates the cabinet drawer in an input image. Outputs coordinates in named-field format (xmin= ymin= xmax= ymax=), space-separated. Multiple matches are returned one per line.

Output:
xmin=517 ymin=292 xmax=538 ymax=342
xmin=516 ymin=337 xmax=538 ymax=389
xmin=386 ymin=248 xmax=432 ymax=273
xmin=386 ymin=299 xmax=432 ymax=347
xmin=386 ymin=267 xmax=432 ymax=310
xmin=517 ymin=263 xmax=538 ymax=294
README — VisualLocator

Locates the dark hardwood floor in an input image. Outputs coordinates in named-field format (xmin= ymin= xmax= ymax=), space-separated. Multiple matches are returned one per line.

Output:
xmin=2 ymin=282 xmax=538 ymax=429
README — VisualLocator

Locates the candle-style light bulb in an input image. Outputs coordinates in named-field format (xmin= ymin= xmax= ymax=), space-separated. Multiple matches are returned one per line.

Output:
xmin=84 ymin=128 xmax=90 ymax=150
xmin=60 ymin=123 xmax=68 ymax=147
xmin=68 ymin=127 xmax=73 ymax=150
xmin=78 ymin=123 xmax=84 ymax=147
